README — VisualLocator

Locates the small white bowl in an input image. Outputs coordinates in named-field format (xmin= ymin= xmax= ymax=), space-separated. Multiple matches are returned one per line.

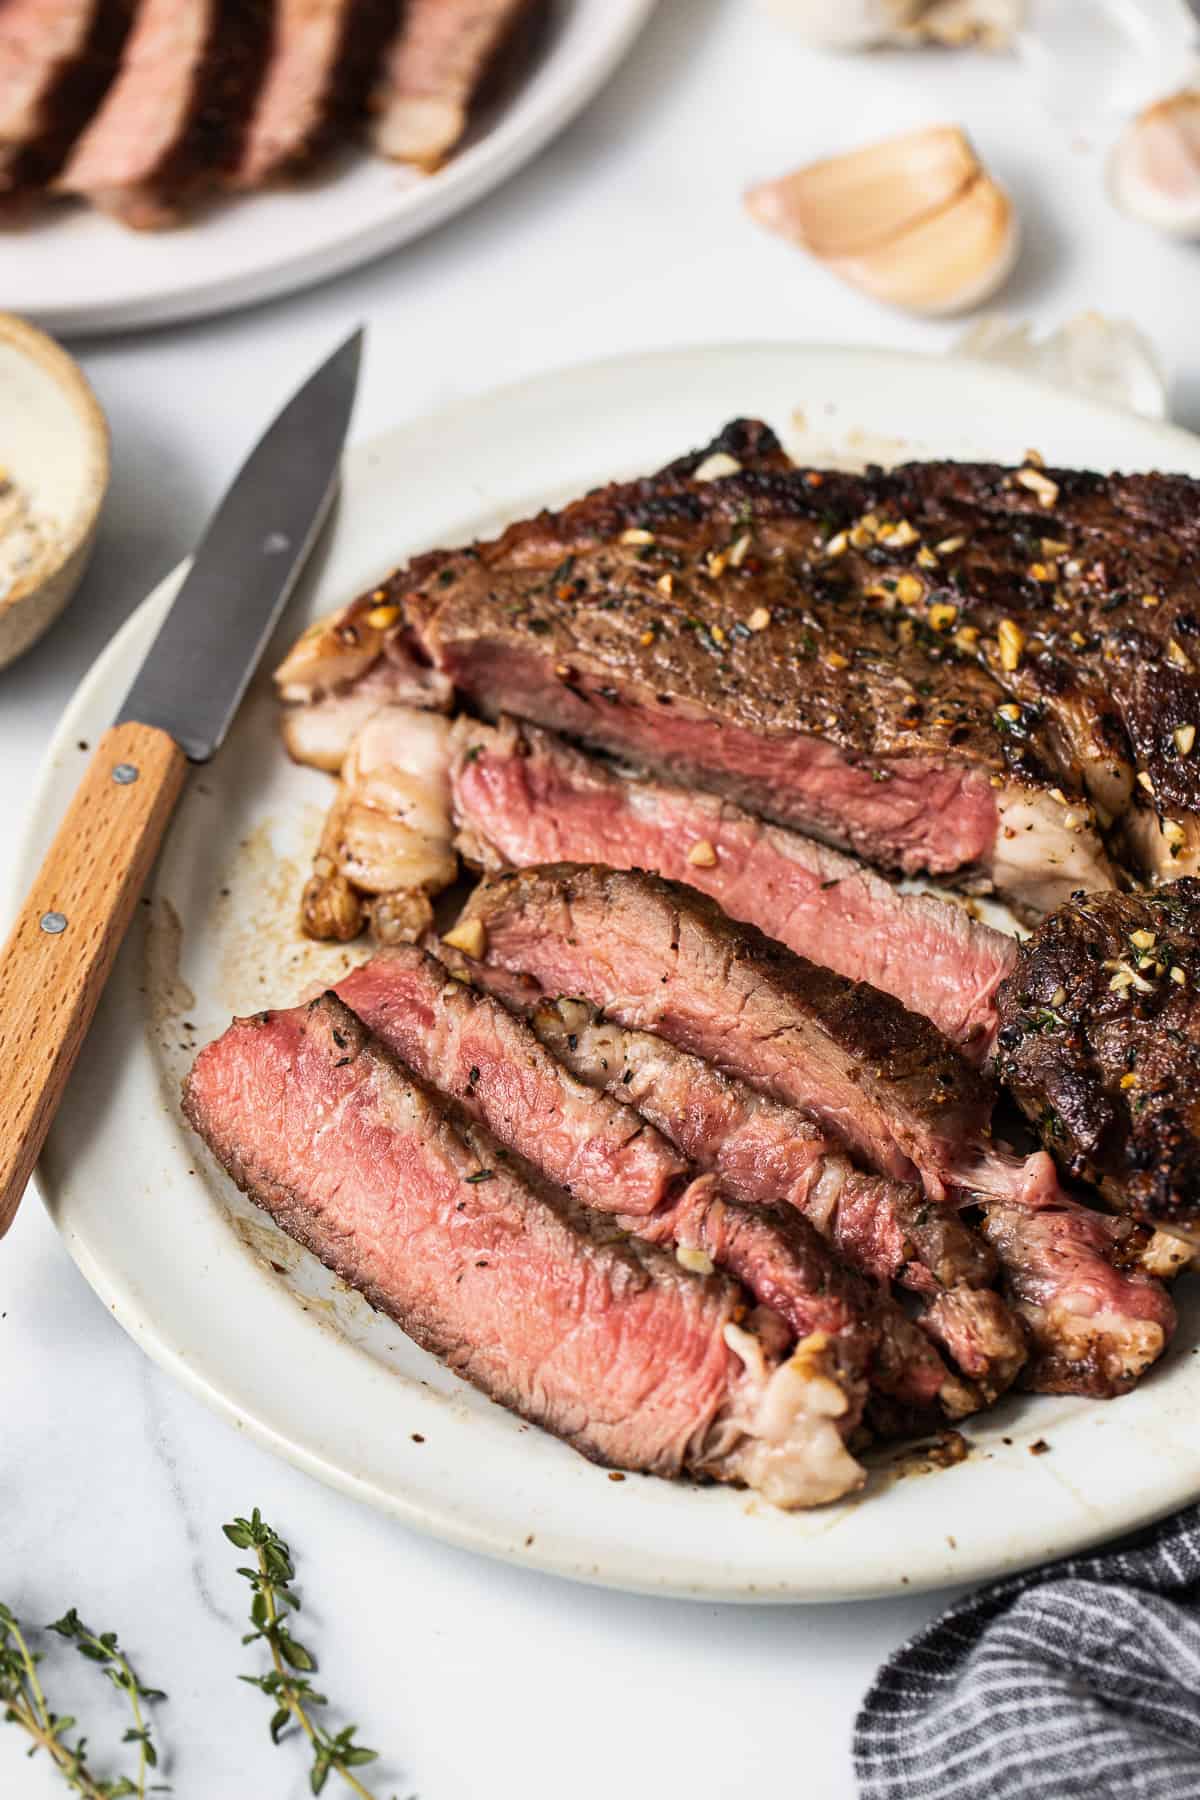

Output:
xmin=0 ymin=312 xmax=110 ymax=670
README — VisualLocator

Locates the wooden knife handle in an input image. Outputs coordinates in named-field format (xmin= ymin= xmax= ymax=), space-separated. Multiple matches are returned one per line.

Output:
xmin=0 ymin=721 xmax=187 ymax=1238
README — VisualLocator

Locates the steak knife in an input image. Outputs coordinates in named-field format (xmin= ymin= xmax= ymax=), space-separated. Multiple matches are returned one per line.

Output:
xmin=0 ymin=328 xmax=363 ymax=1237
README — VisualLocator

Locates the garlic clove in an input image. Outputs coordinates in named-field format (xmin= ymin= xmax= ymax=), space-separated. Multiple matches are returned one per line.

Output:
xmin=747 ymin=125 xmax=1019 ymax=316
xmin=827 ymin=172 xmax=1019 ymax=314
xmin=746 ymin=124 xmax=979 ymax=257
xmin=1108 ymin=88 xmax=1200 ymax=240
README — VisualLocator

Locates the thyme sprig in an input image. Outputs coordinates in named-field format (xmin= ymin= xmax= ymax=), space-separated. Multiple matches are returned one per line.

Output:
xmin=0 ymin=1602 xmax=166 ymax=1798
xmin=224 ymin=1509 xmax=384 ymax=1797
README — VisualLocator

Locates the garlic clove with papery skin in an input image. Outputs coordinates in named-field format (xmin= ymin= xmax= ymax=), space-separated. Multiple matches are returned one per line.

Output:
xmin=1108 ymin=88 xmax=1200 ymax=239
xmin=746 ymin=124 xmax=1019 ymax=316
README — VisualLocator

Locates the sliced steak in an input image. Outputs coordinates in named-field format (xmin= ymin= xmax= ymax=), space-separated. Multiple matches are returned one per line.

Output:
xmin=233 ymin=0 xmax=397 ymax=189
xmin=183 ymin=992 xmax=864 ymax=1505
xmin=995 ymin=879 xmax=1200 ymax=1236
xmin=58 ymin=0 xmax=272 ymax=226
xmin=454 ymin=863 xmax=998 ymax=1203
xmin=496 ymin=977 xmax=1156 ymax=1403
xmin=451 ymin=714 xmax=1018 ymax=1061
xmin=336 ymin=948 xmax=689 ymax=1221
xmin=980 ymin=1201 xmax=1175 ymax=1396
xmin=335 ymin=948 xmax=933 ymax=1416
xmin=278 ymin=417 xmax=1147 ymax=917
xmin=512 ymin=993 xmax=1020 ymax=1410
xmin=0 ymin=0 xmax=132 ymax=197
xmin=518 ymin=995 xmax=996 ymax=1296
xmin=372 ymin=0 xmax=538 ymax=169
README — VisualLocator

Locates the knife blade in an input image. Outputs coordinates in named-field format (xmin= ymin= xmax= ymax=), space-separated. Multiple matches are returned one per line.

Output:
xmin=117 ymin=327 xmax=362 ymax=760
xmin=0 ymin=328 xmax=363 ymax=1237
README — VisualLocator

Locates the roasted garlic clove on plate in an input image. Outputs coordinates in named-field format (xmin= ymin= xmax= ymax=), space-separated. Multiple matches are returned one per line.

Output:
xmin=1108 ymin=88 xmax=1200 ymax=240
xmin=746 ymin=123 xmax=1019 ymax=316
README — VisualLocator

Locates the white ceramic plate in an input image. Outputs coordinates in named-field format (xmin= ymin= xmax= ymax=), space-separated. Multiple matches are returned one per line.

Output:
xmin=9 ymin=0 xmax=656 ymax=336
xmin=26 ymin=344 xmax=1200 ymax=1602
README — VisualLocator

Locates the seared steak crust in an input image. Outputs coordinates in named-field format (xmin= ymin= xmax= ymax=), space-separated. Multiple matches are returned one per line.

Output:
xmin=995 ymin=879 xmax=1200 ymax=1232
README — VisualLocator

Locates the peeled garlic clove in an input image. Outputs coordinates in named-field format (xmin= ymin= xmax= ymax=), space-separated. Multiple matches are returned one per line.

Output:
xmin=1108 ymin=88 xmax=1200 ymax=239
xmin=829 ymin=173 xmax=1019 ymax=314
xmin=747 ymin=125 xmax=1019 ymax=316
xmin=746 ymin=123 xmax=978 ymax=257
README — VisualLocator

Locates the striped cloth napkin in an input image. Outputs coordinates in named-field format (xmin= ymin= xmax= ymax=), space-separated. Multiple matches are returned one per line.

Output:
xmin=854 ymin=1503 xmax=1200 ymax=1799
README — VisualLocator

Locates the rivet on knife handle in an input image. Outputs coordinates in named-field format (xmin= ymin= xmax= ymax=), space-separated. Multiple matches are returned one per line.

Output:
xmin=0 ymin=721 xmax=187 ymax=1237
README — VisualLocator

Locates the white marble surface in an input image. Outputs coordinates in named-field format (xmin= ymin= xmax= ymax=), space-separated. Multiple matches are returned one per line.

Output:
xmin=3 ymin=4 xmax=1199 ymax=1795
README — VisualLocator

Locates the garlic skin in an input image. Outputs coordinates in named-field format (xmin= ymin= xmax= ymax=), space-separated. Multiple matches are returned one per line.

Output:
xmin=955 ymin=313 xmax=1169 ymax=419
xmin=756 ymin=0 xmax=1022 ymax=48
xmin=746 ymin=125 xmax=1019 ymax=317
xmin=1108 ymin=88 xmax=1200 ymax=239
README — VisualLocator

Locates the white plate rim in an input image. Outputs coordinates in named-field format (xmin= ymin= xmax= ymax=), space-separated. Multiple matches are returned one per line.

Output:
xmin=21 ymin=340 xmax=1200 ymax=1604
xmin=13 ymin=0 xmax=658 ymax=336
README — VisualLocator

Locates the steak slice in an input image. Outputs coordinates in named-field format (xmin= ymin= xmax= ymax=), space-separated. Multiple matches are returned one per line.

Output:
xmin=0 ymin=0 xmax=133 ymax=198
xmin=372 ymin=0 xmax=539 ymax=169
xmin=916 ymin=1286 xmax=1029 ymax=1401
xmin=451 ymin=714 xmax=1018 ymax=1061
xmin=994 ymin=879 xmax=1200 ymax=1236
xmin=500 ymin=976 xmax=1151 ymax=1403
xmin=278 ymin=417 xmax=1142 ymax=917
xmin=335 ymin=948 xmax=918 ymax=1416
xmin=57 ymin=0 xmax=272 ymax=226
xmin=183 ymin=992 xmax=864 ymax=1506
xmin=454 ymin=863 xmax=998 ymax=1203
xmin=980 ymin=1201 xmax=1175 ymax=1396
xmin=232 ymin=0 xmax=396 ymax=189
